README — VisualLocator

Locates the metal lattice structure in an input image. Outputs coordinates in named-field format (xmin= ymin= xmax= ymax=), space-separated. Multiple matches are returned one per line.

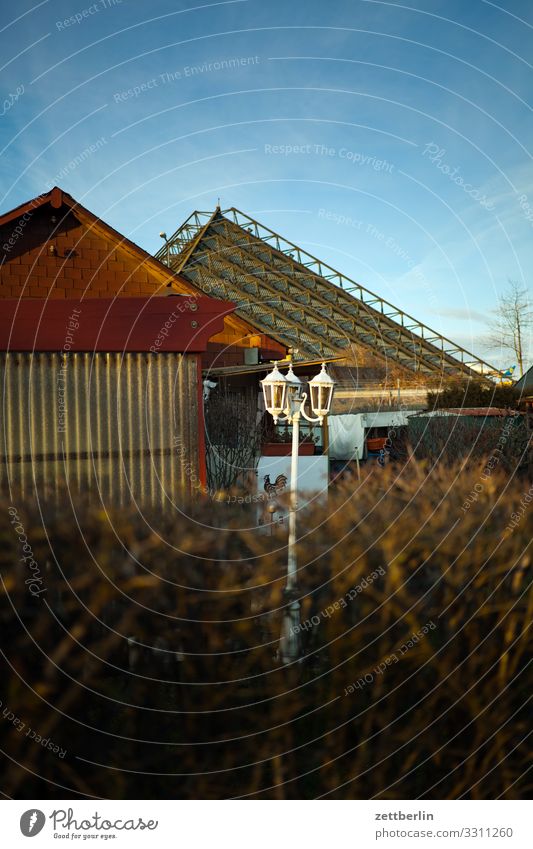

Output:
xmin=155 ymin=207 xmax=498 ymax=380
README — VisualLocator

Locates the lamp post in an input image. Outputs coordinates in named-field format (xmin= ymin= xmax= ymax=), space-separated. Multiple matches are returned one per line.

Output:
xmin=261 ymin=362 xmax=335 ymax=664
xmin=159 ymin=231 xmax=170 ymax=266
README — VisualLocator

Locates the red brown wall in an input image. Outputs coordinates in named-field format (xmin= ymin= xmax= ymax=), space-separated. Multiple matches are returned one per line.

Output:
xmin=0 ymin=202 xmax=164 ymax=299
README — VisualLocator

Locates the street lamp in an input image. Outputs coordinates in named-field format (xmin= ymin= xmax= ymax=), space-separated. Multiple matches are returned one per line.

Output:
xmin=308 ymin=363 xmax=335 ymax=420
xmin=260 ymin=363 xmax=288 ymax=423
xmin=261 ymin=362 xmax=335 ymax=664
xmin=159 ymin=231 xmax=170 ymax=266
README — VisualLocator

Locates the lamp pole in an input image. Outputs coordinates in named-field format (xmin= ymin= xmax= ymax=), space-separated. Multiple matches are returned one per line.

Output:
xmin=261 ymin=363 xmax=335 ymax=665
xmin=280 ymin=400 xmax=301 ymax=665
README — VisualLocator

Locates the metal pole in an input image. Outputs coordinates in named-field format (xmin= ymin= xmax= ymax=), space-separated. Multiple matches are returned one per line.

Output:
xmin=279 ymin=407 xmax=301 ymax=664
xmin=288 ymin=409 xmax=299 ymax=590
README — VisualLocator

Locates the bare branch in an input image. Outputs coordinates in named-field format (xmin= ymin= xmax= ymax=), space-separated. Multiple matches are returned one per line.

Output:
xmin=485 ymin=280 xmax=532 ymax=375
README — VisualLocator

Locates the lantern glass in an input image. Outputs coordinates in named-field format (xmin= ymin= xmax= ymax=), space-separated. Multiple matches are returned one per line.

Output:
xmin=261 ymin=365 xmax=288 ymax=420
xmin=308 ymin=363 xmax=334 ymax=418
xmin=285 ymin=364 xmax=302 ymax=403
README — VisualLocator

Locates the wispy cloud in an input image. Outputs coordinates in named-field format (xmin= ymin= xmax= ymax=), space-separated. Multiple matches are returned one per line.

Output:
xmin=430 ymin=306 xmax=488 ymax=322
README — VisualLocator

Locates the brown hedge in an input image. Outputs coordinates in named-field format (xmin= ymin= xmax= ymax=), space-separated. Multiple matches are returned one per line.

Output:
xmin=0 ymin=461 xmax=531 ymax=799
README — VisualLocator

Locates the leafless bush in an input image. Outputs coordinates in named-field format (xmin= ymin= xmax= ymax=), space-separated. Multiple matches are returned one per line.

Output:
xmin=204 ymin=386 xmax=261 ymax=490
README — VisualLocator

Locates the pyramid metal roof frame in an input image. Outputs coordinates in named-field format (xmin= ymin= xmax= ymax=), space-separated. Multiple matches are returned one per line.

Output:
xmin=155 ymin=206 xmax=499 ymax=381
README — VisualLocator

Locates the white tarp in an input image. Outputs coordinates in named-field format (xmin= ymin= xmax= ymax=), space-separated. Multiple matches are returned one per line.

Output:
xmin=363 ymin=410 xmax=417 ymax=428
xmin=328 ymin=411 xmax=418 ymax=460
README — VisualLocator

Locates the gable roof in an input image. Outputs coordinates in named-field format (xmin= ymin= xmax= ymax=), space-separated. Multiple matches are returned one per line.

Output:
xmin=0 ymin=186 xmax=185 ymax=288
xmin=155 ymin=206 xmax=499 ymax=381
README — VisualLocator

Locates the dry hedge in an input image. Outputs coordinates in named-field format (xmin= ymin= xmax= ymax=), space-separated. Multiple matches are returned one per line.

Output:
xmin=0 ymin=461 xmax=531 ymax=799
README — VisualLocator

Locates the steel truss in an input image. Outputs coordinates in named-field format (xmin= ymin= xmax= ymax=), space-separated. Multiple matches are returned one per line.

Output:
xmin=155 ymin=207 xmax=498 ymax=380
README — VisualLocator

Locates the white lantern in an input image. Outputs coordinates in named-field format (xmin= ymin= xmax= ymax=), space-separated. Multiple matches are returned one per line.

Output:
xmin=285 ymin=363 xmax=302 ymax=403
xmin=308 ymin=363 xmax=335 ymax=419
xmin=261 ymin=364 xmax=288 ymax=422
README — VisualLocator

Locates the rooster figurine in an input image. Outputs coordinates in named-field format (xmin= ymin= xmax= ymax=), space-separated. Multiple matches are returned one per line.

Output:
xmin=263 ymin=473 xmax=288 ymax=498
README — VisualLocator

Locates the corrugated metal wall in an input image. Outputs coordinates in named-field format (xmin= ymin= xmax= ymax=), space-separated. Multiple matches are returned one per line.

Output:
xmin=0 ymin=352 xmax=200 ymax=507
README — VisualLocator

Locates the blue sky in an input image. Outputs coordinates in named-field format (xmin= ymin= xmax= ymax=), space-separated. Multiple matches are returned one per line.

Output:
xmin=1 ymin=0 xmax=532 ymax=366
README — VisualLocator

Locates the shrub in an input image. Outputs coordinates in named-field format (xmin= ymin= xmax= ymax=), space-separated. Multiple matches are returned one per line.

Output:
xmin=427 ymin=380 xmax=520 ymax=410
xmin=408 ymin=412 xmax=528 ymax=469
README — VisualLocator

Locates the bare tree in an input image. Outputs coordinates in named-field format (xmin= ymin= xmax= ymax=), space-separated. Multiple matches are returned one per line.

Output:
xmin=204 ymin=386 xmax=261 ymax=491
xmin=486 ymin=280 xmax=532 ymax=375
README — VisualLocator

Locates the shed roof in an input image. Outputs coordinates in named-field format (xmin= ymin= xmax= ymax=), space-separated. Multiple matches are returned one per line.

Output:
xmin=515 ymin=365 xmax=533 ymax=395
xmin=0 ymin=297 xmax=233 ymax=352
xmin=412 ymin=407 xmax=520 ymax=418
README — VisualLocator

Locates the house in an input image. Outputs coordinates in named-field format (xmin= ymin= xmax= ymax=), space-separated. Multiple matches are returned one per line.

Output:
xmin=0 ymin=186 xmax=292 ymax=505
xmin=0 ymin=187 xmax=287 ymax=370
